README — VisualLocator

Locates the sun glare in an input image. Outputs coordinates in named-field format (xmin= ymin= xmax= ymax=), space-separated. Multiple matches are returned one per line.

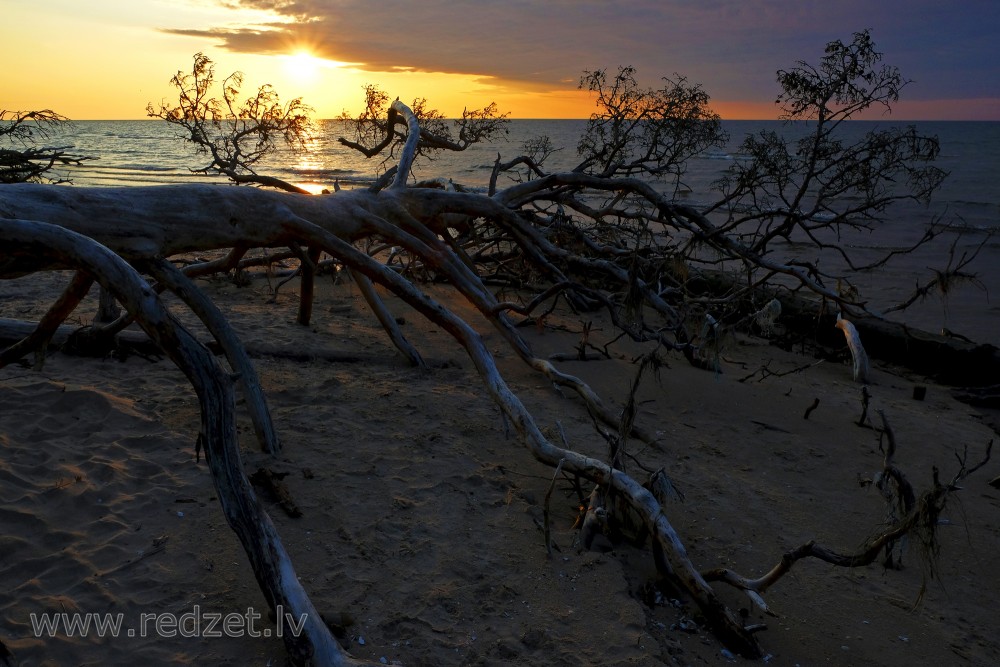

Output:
xmin=283 ymin=51 xmax=325 ymax=84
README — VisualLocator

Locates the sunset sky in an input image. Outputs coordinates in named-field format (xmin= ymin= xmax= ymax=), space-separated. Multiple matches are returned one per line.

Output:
xmin=2 ymin=0 xmax=998 ymax=121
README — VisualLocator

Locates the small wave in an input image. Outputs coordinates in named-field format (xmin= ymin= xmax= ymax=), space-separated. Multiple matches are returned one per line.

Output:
xmin=286 ymin=167 xmax=359 ymax=177
xmin=112 ymin=134 xmax=180 ymax=141
xmin=62 ymin=174 xmax=185 ymax=186
xmin=697 ymin=151 xmax=733 ymax=161
xmin=112 ymin=164 xmax=184 ymax=173
xmin=938 ymin=222 xmax=998 ymax=234
xmin=950 ymin=199 xmax=997 ymax=209
xmin=843 ymin=243 xmax=920 ymax=252
xmin=329 ymin=174 xmax=374 ymax=185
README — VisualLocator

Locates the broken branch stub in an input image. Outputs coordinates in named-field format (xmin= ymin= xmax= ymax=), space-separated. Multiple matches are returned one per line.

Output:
xmin=836 ymin=316 xmax=871 ymax=384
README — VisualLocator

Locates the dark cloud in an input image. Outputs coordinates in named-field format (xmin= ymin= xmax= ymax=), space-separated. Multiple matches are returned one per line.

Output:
xmin=169 ymin=0 xmax=1000 ymax=103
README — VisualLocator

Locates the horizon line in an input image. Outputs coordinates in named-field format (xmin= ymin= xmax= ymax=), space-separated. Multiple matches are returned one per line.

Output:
xmin=63 ymin=117 xmax=1000 ymax=123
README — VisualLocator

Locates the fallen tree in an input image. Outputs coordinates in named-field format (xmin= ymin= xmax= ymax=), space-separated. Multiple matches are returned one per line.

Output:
xmin=0 ymin=31 xmax=992 ymax=664
xmin=0 ymin=175 xmax=763 ymax=659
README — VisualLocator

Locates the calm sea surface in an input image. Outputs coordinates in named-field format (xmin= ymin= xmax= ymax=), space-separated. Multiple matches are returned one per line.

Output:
xmin=38 ymin=119 xmax=1000 ymax=348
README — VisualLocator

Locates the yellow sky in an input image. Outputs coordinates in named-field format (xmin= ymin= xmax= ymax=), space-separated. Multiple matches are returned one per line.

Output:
xmin=0 ymin=0 xmax=783 ymax=121
xmin=0 ymin=1 xmax=586 ymax=120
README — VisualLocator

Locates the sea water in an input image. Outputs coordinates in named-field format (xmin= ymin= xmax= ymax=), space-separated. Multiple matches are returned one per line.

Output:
xmin=35 ymin=119 xmax=1000 ymax=346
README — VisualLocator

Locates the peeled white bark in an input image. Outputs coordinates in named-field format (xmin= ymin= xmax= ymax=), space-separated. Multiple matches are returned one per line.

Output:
xmin=836 ymin=316 xmax=871 ymax=383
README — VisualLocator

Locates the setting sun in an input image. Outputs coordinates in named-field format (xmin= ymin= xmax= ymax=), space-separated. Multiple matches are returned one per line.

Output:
xmin=282 ymin=51 xmax=326 ymax=84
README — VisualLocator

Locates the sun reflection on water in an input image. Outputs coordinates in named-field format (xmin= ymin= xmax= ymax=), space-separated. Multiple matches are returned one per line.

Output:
xmin=291 ymin=130 xmax=329 ymax=194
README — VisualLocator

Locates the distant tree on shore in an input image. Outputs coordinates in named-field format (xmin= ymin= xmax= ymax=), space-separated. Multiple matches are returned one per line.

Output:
xmin=336 ymin=82 xmax=510 ymax=183
xmin=147 ymin=53 xmax=314 ymax=193
xmin=0 ymin=109 xmax=92 ymax=184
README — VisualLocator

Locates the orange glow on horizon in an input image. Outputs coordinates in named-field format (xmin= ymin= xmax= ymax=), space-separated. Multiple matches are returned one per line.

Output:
xmin=710 ymin=100 xmax=782 ymax=121
xmin=483 ymin=94 xmax=784 ymax=121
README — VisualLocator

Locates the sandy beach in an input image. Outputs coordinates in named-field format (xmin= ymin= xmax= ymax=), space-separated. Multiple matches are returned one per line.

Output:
xmin=2 ymin=265 xmax=999 ymax=666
